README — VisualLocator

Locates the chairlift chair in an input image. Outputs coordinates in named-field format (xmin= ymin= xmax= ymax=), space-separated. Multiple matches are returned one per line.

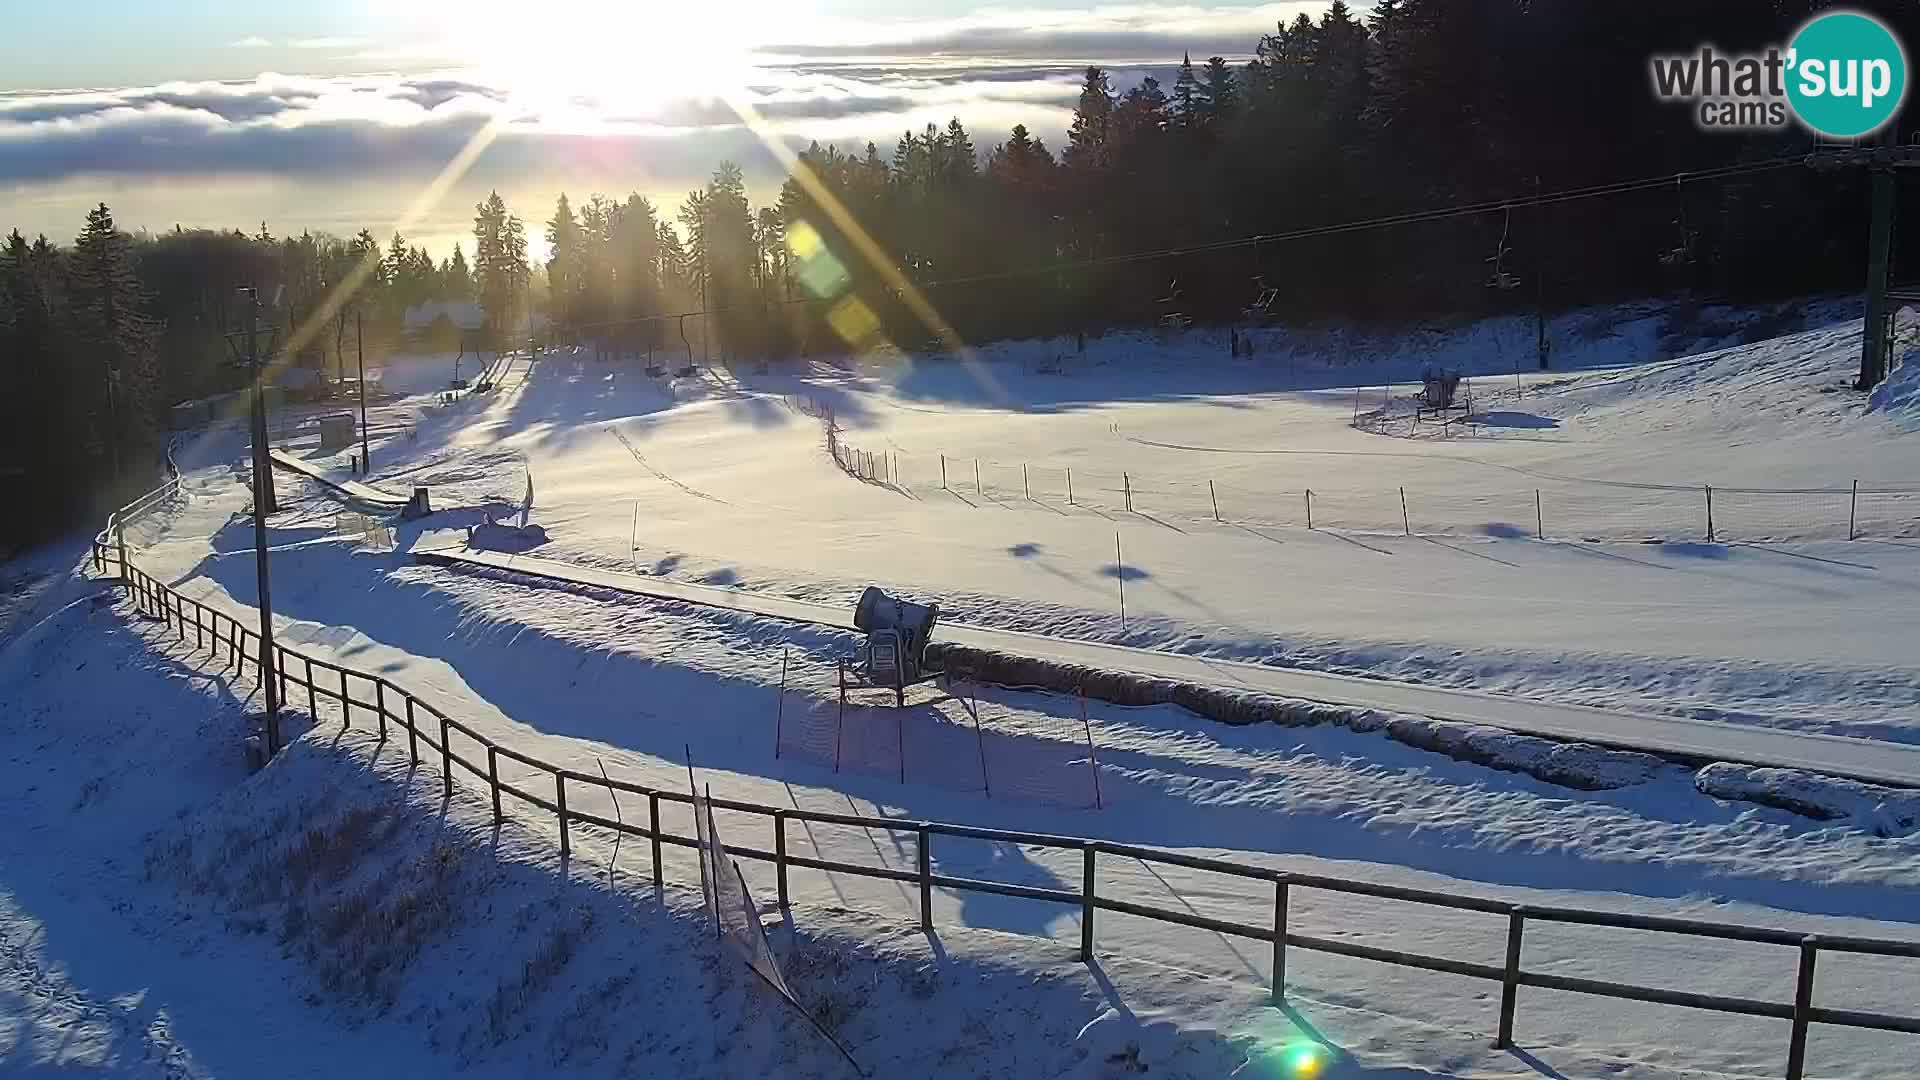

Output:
xmin=1485 ymin=207 xmax=1522 ymax=291
xmin=1244 ymin=275 xmax=1280 ymax=321
xmin=1657 ymin=176 xmax=1696 ymax=266
xmin=1156 ymin=274 xmax=1192 ymax=331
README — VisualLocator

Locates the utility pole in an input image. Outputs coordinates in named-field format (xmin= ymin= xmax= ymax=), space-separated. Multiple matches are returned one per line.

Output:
xmin=229 ymin=287 xmax=281 ymax=755
xmin=356 ymin=310 xmax=370 ymax=473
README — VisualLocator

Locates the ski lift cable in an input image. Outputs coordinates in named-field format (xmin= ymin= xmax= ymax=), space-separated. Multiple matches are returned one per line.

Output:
xmin=564 ymin=154 xmax=1807 ymax=334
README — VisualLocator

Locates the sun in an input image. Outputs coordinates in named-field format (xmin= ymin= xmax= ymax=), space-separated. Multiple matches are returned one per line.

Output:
xmin=422 ymin=0 xmax=809 ymax=125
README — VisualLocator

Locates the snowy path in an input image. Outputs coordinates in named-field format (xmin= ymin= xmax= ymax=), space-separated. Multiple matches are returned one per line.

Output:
xmin=414 ymin=545 xmax=1920 ymax=788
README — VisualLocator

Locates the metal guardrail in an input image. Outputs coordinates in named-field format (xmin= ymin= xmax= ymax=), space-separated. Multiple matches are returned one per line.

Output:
xmin=93 ymin=500 xmax=1920 ymax=1080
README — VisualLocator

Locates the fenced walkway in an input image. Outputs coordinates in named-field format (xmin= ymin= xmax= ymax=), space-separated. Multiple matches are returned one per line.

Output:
xmin=83 ymin=528 xmax=1920 ymax=1080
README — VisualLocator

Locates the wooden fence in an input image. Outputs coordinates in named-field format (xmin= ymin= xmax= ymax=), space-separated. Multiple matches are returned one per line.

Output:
xmin=89 ymin=507 xmax=1920 ymax=1080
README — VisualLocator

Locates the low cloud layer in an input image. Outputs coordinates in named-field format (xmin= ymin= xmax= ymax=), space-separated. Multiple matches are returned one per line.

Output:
xmin=0 ymin=2 xmax=1309 ymax=246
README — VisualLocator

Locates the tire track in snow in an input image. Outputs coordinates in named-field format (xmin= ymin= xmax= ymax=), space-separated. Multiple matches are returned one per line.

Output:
xmin=607 ymin=426 xmax=733 ymax=506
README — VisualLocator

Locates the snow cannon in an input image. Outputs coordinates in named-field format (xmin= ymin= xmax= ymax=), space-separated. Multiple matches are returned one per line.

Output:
xmin=845 ymin=587 xmax=942 ymax=706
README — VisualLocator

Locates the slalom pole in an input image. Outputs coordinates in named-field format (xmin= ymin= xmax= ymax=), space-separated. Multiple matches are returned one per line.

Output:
xmin=773 ymin=647 xmax=788 ymax=758
xmin=1081 ymin=688 xmax=1103 ymax=810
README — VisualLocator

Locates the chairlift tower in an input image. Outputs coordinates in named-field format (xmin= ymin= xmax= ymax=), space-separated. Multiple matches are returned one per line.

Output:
xmin=1807 ymin=145 xmax=1920 ymax=389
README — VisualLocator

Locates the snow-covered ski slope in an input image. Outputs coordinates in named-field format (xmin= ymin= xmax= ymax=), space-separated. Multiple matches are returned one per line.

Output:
xmin=253 ymin=299 xmax=1920 ymax=747
xmin=60 ymin=301 xmax=1920 ymax=1076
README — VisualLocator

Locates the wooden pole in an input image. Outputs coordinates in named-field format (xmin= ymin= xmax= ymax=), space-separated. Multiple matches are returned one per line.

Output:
xmin=1067 ymin=468 xmax=1074 ymax=505
xmin=975 ymin=458 xmax=981 ymax=495
xmin=1400 ymin=486 xmax=1410 ymax=535
xmin=1535 ymin=489 xmax=1544 ymax=539
xmin=1849 ymin=479 xmax=1858 ymax=540
xmin=1115 ymin=531 xmax=1125 ymax=626
xmin=1272 ymin=878 xmax=1289 ymax=1002
xmin=1305 ymin=489 xmax=1314 ymax=530
xmin=1023 ymin=463 xmax=1030 ymax=500
xmin=1080 ymin=846 xmax=1096 ymax=961
xmin=1210 ymin=480 xmax=1220 ymax=521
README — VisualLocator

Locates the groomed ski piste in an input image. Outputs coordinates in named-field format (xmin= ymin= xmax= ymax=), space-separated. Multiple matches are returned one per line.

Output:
xmin=7 ymin=299 xmax=1920 ymax=1077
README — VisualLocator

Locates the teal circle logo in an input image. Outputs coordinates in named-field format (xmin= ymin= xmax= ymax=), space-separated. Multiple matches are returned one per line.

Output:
xmin=1787 ymin=11 xmax=1907 ymax=138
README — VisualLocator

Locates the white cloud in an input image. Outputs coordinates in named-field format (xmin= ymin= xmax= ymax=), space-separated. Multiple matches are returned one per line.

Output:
xmin=288 ymin=37 xmax=368 ymax=51
xmin=228 ymin=36 xmax=273 ymax=49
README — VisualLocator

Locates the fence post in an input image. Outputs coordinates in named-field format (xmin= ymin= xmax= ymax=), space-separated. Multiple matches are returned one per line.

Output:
xmin=975 ymin=458 xmax=981 ymax=495
xmin=1023 ymin=463 xmax=1030 ymax=500
xmin=774 ymin=810 xmax=789 ymax=908
xmin=440 ymin=715 xmax=452 ymax=799
xmin=940 ymin=453 xmax=946 ymax=489
xmin=1305 ymin=489 xmax=1314 ymax=530
xmin=115 ymin=521 xmax=128 ymax=586
xmin=1124 ymin=472 xmax=1131 ymax=511
xmin=405 ymin=697 xmax=419 ymax=765
xmin=1067 ymin=468 xmax=1074 ymax=505
xmin=1211 ymin=480 xmax=1220 ymax=521
xmin=1496 ymin=906 xmax=1525 ymax=1048
xmin=556 ymin=773 xmax=570 ymax=858
xmin=1535 ymin=489 xmax=1544 ymax=539
xmin=488 ymin=746 xmax=502 ymax=822
xmin=1272 ymin=876 xmax=1289 ymax=1003
xmin=1080 ymin=844 xmax=1096 ymax=961
xmin=1786 ymin=937 xmax=1819 ymax=1080
xmin=375 ymin=680 xmax=388 ymax=741
xmin=339 ymin=669 xmax=351 ymax=726
xmin=1848 ymin=479 xmax=1858 ymax=540
xmin=649 ymin=793 xmax=663 ymax=891
xmin=1704 ymin=484 xmax=1715 ymax=542
xmin=917 ymin=826 xmax=932 ymax=931
xmin=1400 ymin=486 xmax=1411 ymax=535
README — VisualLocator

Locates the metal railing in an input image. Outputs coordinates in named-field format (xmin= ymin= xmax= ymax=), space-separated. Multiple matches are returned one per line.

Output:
xmin=94 ymin=509 xmax=1920 ymax=1080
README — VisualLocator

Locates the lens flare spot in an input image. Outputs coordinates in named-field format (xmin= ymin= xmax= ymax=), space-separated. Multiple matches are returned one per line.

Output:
xmin=826 ymin=295 xmax=882 ymax=349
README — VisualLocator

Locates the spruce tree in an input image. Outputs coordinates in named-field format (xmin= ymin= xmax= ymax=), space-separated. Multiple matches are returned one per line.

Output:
xmin=1065 ymin=67 xmax=1116 ymax=173
xmin=69 ymin=203 xmax=157 ymax=493
xmin=1172 ymin=52 xmax=1200 ymax=128
xmin=546 ymin=194 xmax=581 ymax=334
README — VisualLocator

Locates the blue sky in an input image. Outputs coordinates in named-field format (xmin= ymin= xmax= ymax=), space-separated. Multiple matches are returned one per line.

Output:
xmin=0 ymin=1 xmax=1323 ymax=255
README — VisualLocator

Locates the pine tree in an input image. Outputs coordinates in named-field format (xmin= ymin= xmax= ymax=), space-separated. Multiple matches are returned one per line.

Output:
xmin=1065 ymin=67 xmax=1116 ymax=173
xmin=941 ymin=118 xmax=977 ymax=186
xmin=1200 ymin=56 xmax=1238 ymax=129
xmin=545 ymin=193 xmax=582 ymax=334
xmin=69 ymin=203 xmax=158 ymax=491
xmin=443 ymin=244 xmax=470 ymax=301
xmin=471 ymin=191 xmax=522 ymax=343
xmin=1172 ymin=52 xmax=1200 ymax=128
